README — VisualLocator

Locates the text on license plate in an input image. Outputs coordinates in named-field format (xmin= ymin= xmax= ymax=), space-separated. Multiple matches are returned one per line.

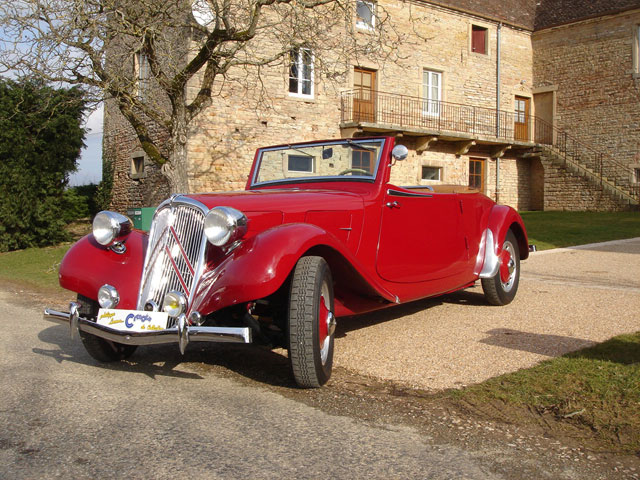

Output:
xmin=97 ymin=309 xmax=169 ymax=333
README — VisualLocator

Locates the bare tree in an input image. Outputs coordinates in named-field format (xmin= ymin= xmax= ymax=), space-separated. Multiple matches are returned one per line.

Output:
xmin=0 ymin=0 xmax=398 ymax=193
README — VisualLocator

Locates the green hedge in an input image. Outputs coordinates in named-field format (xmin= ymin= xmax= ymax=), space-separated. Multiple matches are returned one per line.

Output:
xmin=0 ymin=79 xmax=86 ymax=252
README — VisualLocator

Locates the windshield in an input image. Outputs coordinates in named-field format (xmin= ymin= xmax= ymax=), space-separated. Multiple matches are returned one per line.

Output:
xmin=252 ymin=138 xmax=385 ymax=186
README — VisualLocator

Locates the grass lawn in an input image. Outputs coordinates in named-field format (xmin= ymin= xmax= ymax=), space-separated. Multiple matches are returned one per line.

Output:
xmin=520 ymin=211 xmax=640 ymax=250
xmin=448 ymin=332 xmax=640 ymax=452
xmin=0 ymin=243 xmax=70 ymax=293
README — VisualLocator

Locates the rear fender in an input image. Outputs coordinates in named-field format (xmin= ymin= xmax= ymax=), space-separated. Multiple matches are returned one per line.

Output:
xmin=59 ymin=232 xmax=147 ymax=309
xmin=475 ymin=205 xmax=529 ymax=277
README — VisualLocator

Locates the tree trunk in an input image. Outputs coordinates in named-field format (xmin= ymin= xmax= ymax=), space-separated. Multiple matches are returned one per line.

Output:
xmin=162 ymin=120 xmax=190 ymax=194
xmin=161 ymin=149 xmax=190 ymax=194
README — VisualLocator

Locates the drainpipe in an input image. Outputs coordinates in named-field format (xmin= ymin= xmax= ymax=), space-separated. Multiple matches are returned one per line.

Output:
xmin=495 ymin=22 xmax=502 ymax=203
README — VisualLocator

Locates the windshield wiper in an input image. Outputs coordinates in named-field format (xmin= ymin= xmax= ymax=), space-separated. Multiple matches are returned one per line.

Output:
xmin=345 ymin=139 xmax=377 ymax=152
xmin=286 ymin=145 xmax=314 ymax=157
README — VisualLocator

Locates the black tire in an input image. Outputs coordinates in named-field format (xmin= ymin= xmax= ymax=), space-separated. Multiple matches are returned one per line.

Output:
xmin=288 ymin=256 xmax=335 ymax=388
xmin=481 ymin=230 xmax=520 ymax=306
xmin=76 ymin=295 xmax=138 ymax=362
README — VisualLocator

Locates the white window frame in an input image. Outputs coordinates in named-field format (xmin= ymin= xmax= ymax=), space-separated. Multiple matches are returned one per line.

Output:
xmin=288 ymin=47 xmax=314 ymax=99
xmin=356 ymin=0 xmax=376 ymax=30
xmin=287 ymin=154 xmax=315 ymax=173
xmin=422 ymin=69 xmax=442 ymax=117
xmin=134 ymin=52 xmax=150 ymax=100
xmin=421 ymin=166 xmax=442 ymax=181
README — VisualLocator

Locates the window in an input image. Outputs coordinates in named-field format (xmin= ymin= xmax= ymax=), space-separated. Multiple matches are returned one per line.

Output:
xmin=351 ymin=149 xmax=373 ymax=173
xmin=289 ymin=47 xmax=313 ymax=98
xmin=288 ymin=154 xmax=314 ymax=173
xmin=471 ymin=25 xmax=488 ymax=55
xmin=634 ymin=167 xmax=640 ymax=183
xmin=421 ymin=166 xmax=442 ymax=181
xmin=134 ymin=52 xmax=150 ymax=100
xmin=356 ymin=0 xmax=376 ymax=30
xmin=131 ymin=155 xmax=145 ymax=179
xmin=469 ymin=158 xmax=485 ymax=190
xmin=422 ymin=69 xmax=442 ymax=116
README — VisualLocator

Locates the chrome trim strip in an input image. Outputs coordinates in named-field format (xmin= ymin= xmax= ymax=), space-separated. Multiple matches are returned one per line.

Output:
xmin=478 ymin=229 xmax=500 ymax=279
xmin=387 ymin=189 xmax=433 ymax=198
xmin=43 ymin=308 xmax=252 ymax=346
xmin=403 ymin=185 xmax=434 ymax=191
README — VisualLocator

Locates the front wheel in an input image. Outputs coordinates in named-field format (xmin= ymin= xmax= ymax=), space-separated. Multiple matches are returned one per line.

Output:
xmin=288 ymin=256 xmax=336 ymax=388
xmin=77 ymin=295 xmax=138 ymax=362
xmin=481 ymin=230 xmax=520 ymax=306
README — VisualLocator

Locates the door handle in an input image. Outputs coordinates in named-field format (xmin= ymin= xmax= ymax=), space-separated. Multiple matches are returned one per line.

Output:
xmin=385 ymin=201 xmax=401 ymax=208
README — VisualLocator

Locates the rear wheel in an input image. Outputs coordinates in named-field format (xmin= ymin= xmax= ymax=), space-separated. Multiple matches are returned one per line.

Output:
xmin=481 ymin=230 xmax=520 ymax=306
xmin=288 ymin=256 xmax=335 ymax=388
xmin=77 ymin=295 xmax=138 ymax=362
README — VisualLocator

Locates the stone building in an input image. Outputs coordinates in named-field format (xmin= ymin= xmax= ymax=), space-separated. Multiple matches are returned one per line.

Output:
xmin=105 ymin=0 xmax=640 ymax=212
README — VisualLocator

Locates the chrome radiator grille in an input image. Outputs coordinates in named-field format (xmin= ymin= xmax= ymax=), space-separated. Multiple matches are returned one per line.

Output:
xmin=137 ymin=198 xmax=208 ymax=318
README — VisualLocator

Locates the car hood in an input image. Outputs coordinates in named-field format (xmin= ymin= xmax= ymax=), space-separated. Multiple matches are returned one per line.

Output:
xmin=187 ymin=189 xmax=364 ymax=213
xmin=187 ymin=189 xmax=365 ymax=250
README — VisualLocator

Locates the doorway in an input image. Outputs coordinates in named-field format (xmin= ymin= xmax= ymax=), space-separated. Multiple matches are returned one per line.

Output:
xmin=514 ymin=96 xmax=530 ymax=142
xmin=353 ymin=67 xmax=376 ymax=123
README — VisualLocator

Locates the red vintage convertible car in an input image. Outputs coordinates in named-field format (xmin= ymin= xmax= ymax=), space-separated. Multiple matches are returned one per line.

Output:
xmin=45 ymin=137 xmax=528 ymax=387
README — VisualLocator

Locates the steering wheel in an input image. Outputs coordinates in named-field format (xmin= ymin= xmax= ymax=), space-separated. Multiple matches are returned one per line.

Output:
xmin=338 ymin=168 xmax=369 ymax=176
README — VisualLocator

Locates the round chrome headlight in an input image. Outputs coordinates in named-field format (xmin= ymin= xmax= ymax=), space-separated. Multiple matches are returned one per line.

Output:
xmin=204 ymin=206 xmax=248 ymax=247
xmin=98 ymin=284 xmax=119 ymax=309
xmin=93 ymin=211 xmax=132 ymax=246
xmin=162 ymin=291 xmax=188 ymax=317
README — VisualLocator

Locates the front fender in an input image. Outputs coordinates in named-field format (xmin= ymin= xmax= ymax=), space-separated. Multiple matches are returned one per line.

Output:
xmin=59 ymin=232 xmax=147 ymax=308
xmin=191 ymin=223 xmax=361 ymax=315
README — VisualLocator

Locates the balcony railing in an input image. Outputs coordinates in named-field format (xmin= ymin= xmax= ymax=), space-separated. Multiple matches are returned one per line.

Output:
xmin=340 ymin=90 xmax=638 ymax=204
xmin=340 ymin=90 xmax=554 ymax=144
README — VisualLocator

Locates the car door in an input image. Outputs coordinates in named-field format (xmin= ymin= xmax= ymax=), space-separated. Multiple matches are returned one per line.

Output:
xmin=376 ymin=188 xmax=468 ymax=284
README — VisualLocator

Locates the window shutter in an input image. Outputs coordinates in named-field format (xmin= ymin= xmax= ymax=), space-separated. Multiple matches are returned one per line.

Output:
xmin=471 ymin=26 xmax=487 ymax=54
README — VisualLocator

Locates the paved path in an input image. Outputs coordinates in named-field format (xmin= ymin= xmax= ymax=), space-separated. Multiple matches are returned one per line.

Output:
xmin=333 ymin=238 xmax=640 ymax=390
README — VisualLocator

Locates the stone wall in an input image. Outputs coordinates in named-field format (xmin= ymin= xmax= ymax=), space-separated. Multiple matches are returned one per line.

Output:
xmin=103 ymin=97 xmax=170 ymax=213
xmin=533 ymin=10 xmax=640 ymax=174
xmin=184 ymin=0 xmax=535 ymax=209
xmin=541 ymin=158 xmax=627 ymax=211
xmin=104 ymin=1 xmax=640 ymax=212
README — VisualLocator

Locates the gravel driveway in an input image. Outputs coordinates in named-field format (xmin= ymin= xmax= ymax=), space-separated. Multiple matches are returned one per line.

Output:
xmin=333 ymin=238 xmax=640 ymax=390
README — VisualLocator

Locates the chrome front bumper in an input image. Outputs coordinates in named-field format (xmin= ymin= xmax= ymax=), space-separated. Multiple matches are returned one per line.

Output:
xmin=43 ymin=302 xmax=252 ymax=354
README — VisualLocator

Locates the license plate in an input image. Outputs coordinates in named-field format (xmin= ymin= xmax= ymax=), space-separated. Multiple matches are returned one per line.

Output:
xmin=97 ymin=309 xmax=169 ymax=333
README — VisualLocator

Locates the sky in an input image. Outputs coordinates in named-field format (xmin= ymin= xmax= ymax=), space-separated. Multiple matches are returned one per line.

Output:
xmin=68 ymin=104 xmax=103 ymax=186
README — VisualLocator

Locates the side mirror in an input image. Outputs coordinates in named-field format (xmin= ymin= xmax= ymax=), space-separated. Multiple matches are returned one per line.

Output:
xmin=391 ymin=145 xmax=409 ymax=162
